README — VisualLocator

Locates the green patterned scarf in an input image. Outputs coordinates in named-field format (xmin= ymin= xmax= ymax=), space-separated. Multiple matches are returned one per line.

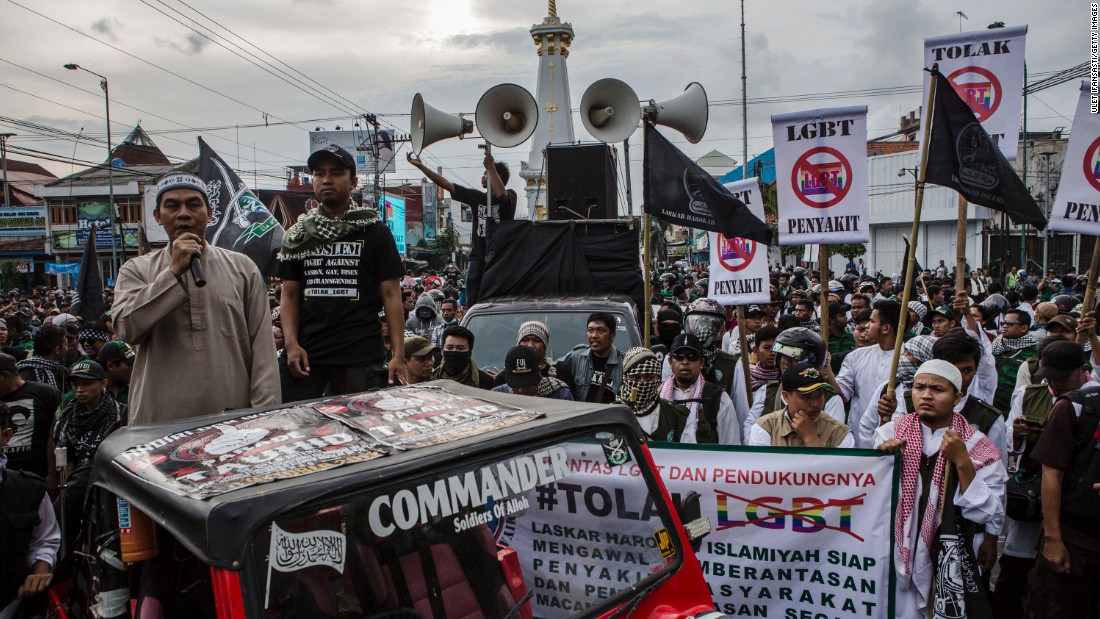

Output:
xmin=278 ymin=202 xmax=380 ymax=260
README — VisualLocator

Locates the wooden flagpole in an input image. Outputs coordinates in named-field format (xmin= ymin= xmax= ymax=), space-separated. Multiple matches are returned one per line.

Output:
xmin=883 ymin=65 xmax=940 ymax=420
xmin=819 ymin=244 xmax=830 ymax=349
xmin=1077 ymin=236 xmax=1100 ymax=346
xmin=955 ymin=193 xmax=968 ymax=294
xmin=736 ymin=306 xmax=752 ymax=409
xmin=643 ymin=212 xmax=652 ymax=347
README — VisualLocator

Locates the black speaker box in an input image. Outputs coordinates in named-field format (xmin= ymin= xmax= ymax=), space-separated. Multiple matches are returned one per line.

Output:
xmin=546 ymin=144 xmax=619 ymax=220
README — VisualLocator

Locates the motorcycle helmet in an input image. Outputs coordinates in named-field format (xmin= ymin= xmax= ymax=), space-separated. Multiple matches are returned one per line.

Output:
xmin=1052 ymin=294 xmax=1078 ymax=314
xmin=684 ymin=298 xmax=725 ymax=349
xmin=771 ymin=327 xmax=827 ymax=370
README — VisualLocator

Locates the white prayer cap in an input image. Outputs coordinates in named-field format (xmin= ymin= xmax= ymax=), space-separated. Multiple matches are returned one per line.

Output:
xmin=914 ymin=359 xmax=962 ymax=392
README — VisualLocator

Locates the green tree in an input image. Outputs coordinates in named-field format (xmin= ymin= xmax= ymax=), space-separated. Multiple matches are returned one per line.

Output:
xmin=427 ymin=223 xmax=461 ymax=270
xmin=830 ymin=243 xmax=866 ymax=262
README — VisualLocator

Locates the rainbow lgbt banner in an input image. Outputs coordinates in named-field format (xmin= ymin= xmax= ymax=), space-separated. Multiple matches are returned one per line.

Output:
xmin=650 ymin=445 xmax=898 ymax=618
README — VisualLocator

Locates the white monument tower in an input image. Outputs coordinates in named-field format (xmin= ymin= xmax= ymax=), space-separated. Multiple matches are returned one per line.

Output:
xmin=519 ymin=0 xmax=576 ymax=220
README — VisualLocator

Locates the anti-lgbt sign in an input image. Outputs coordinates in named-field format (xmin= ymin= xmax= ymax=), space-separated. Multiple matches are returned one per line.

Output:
xmin=772 ymin=107 xmax=870 ymax=245
xmin=651 ymin=444 xmax=897 ymax=618
xmin=709 ymin=177 xmax=770 ymax=305
xmin=1049 ymin=82 xmax=1100 ymax=235
xmin=923 ymin=25 xmax=1027 ymax=160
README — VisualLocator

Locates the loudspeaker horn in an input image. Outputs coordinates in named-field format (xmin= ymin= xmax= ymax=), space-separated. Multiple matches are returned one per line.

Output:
xmin=579 ymin=78 xmax=640 ymax=143
xmin=475 ymin=83 xmax=539 ymax=148
xmin=410 ymin=93 xmax=474 ymax=153
xmin=643 ymin=82 xmax=709 ymax=144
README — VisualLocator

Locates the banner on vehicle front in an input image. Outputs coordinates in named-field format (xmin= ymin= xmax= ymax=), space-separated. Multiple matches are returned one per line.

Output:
xmin=650 ymin=444 xmax=897 ymax=619
xmin=709 ymin=177 xmax=771 ymax=306
xmin=772 ymin=107 xmax=870 ymax=245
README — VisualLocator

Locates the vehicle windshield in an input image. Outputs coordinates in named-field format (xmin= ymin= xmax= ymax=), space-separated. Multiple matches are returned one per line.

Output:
xmin=463 ymin=310 xmax=638 ymax=371
xmin=254 ymin=429 xmax=679 ymax=618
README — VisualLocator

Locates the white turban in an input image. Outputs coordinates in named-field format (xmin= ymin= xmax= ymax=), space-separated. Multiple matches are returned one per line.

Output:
xmin=914 ymin=359 xmax=962 ymax=392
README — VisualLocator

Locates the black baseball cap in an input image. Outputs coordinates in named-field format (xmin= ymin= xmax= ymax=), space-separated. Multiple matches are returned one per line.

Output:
xmin=828 ymin=302 xmax=850 ymax=316
xmin=670 ymin=333 xmax=704 ymax=355
xmin=307 ymin=144 xmax=356 ymax=175
xmin=925 ymin=306 xmax=954 ymax=323
xmin=504 ymin=345 xmax=541 ymax=388
xmin=97 ymin=340 xmax=136 ymax=366
xmin=781 ymin=362 xmax=835 ymax=395
xmin=745 ymin=305 xmax=767 ymax=317
xmin=69 ymin=359 xmax=105 ymax=381
xmin=1035 ymin=341 xmax=1087 ymax=380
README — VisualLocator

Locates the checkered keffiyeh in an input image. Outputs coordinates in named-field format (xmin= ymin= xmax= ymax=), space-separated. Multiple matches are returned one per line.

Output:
xmin=992 ymin=333 xmax=1038 ymax=356
xmin=897 ymin=335 xmax=936 ymax=388
xmin=893 ymin=412 xmax=1000 ymax=578
xmin=278 ymin=202 xmax=380 ymax=260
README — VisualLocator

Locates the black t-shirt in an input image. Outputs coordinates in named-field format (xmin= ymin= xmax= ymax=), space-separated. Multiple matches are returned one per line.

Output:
xmin=276 ymin=223 xmax=404 ymax=366
xmin=3 ymin=381 xmax=63 ymax=478
xmin=586 ymin=355 xmax=614 ymax=404
xmin=451 ymin=185 xmax=517 ymax=259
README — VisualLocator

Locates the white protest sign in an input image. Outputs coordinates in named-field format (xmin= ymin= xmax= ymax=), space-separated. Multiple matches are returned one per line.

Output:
xmin=709 ymin=177 xmax=770 ymax=305
xmin=772 ymin=107 xmax=870 ymax=245
xmin=1050 ymin=82 xmax=1100 ymax=234
xmin=651 ymin=444 xmax=896 ymax=618
xmin=923 ymin=25 xmax=1027 ymax=160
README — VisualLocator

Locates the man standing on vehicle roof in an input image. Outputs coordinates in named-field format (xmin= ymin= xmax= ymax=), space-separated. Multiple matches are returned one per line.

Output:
xmin=113 ymin=172 xmax=279 ymax=425
xmin=277 ymin=145 xmax=408 ymax=400
xmin=407 ymin=151 xmax=515 ymax=307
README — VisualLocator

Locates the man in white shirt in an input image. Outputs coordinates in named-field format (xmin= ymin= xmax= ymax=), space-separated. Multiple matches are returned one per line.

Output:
xmin=874 ymin=360 xmax=1005 ymax=619
xmin=837 ymin=300 xmax=903 ymax=433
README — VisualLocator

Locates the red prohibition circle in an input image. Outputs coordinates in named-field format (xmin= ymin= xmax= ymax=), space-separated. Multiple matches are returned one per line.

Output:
xmin=790 ymin=146 xmax=852 ymax=209
xmin=1082 ymin=136 xmax=1100 ymax=193
xmin=717 ymin=234 xmax=756 ymax=273
xmin=947 ymin=66 xmax=1001 ymax=123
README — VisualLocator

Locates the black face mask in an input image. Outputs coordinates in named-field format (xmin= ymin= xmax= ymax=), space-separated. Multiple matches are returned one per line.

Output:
xmin=442 ymin=350 xmax=471 ymax=375
xmin=416 ymin=307 xmax=434 ymax=320
xmin=657 ymin=324 xmax=682 ymax=347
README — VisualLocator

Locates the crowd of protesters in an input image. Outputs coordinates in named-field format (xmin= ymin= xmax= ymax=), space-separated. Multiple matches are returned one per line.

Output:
xmin=3 ymin=143 xmax=1099 ymax=618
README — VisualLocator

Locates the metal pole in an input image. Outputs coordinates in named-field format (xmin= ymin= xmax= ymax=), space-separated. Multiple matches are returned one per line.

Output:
xmin=0 ymin=133 xmax=14 ymax=210
xmin=1041 ymin=151 xmax=1055 ymax=276
xmin=1020 ymin=62 xmax=1028 ymax=271
xmin=884 ymin=64 xmax=940 ymax=410
xmin=623 ymin=140 xmax=634 ymax=215
xmin=102 ymin=76 xmax=119 ymax=278
xmin=740 ymin=0 xmax=748 ymax=181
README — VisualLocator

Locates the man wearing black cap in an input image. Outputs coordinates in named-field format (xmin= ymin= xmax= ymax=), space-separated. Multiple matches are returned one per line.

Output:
xmin=659 ymin=334 xmax=740 ymax=444
xmin=52 ymin=360 xmax=125 ymax=546
xmin=277 ymin=145 xmax=407 ymax=400
xmin=114 ymin=172 xmax=279 ymax=425
xmin=95 ymin=340 xmax=135 ymax=404
xmin=749 ymin=363 xmax=853 ymax=447
xmin=491 ymin=346 xmax=572 ymax=399
xmin=995 ymin=340 xmax=1092 ymax=614
xmin=1021 ymin=340 xmax=1100 ymax=617
xmin=406 ymin=151 xmax=515 ymax=307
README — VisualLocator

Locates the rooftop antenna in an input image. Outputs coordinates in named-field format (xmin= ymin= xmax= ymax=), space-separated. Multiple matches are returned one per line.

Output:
xmin=956 ymin=11 xmax=968 ymax=32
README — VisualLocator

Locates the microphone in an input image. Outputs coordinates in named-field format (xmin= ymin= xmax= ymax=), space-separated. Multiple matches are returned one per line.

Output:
xmin=189 ymin=254 xmax=206 ymax=288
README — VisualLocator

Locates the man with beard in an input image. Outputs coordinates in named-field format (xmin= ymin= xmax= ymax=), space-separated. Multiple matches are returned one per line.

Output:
xmin=556 ymin=312 xmax=624 ymax=403
xmin=658 ymin=334 xmax=740 ymax=444
xmin=749 ymin=363 xmax=853 ymax=447
xmin=616 ymin=347 xmax=689 ymax=442
xmin=114 ymin=172 xmax=279 ymax=424
xmin=874 ymin=360 xmax=1005 ymax=619
xmin=277 ymin=146 xmax=407 ymax=400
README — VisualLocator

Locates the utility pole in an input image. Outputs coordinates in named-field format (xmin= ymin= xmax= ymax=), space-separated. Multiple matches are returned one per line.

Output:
xmin=1040 ymin=150 xmax=1057 ymax=275
xmin=740 ymin=0 xmax=748 ymax=181
xmin=0 ymin=133 xmax=14 ymax=210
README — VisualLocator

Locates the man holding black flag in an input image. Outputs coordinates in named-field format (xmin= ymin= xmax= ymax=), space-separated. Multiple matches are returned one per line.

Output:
xmin=114 ymin=173 xmax=280 ymax=425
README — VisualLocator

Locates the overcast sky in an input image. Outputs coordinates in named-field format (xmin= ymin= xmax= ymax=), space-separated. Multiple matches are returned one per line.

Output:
xmin=0 ymin=0 xmax=1083 ymax=215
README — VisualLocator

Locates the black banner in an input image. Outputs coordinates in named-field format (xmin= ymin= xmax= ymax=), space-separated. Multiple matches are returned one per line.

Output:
xmin=72 ymin=227 xmax=105 ymax=322
xmin=643 ymin=124 xmax=771 ymax=243
xmin=196 ymin=138 xmax=284 ymax=276
xmin=930 ymin=467 xmax=994 ymax=618
xmin=924 ymin=71 xmax=1046 ymax=230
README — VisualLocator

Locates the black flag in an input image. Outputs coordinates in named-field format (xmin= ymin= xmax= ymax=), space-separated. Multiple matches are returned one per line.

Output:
xmin=924 ymin=71 xmax=1047 ymax=230
xmin=643 ymin=124 xmax=772 ymax=243
xmin=196 ymin=137 xmax=284 ymax=276
xmin=930 ymin=466 xmax=994 ymax=619
xmin=71 ymin=228 xmax=105 ymax=323
xmin=900 ymin=236 xmax=924 ymax=283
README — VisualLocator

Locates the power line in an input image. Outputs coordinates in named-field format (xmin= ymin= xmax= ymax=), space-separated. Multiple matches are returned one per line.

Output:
xmin=4 ymin=0 xmax=312 ymax=132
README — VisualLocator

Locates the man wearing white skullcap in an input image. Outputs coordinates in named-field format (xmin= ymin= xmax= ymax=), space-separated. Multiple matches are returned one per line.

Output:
xmin=873 ymin=358 xmax=1006 ymax=619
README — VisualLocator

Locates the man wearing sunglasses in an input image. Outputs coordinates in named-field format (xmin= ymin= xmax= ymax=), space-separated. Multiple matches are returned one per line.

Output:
xmin=658 ymin=334 xmax=740 ymax=445
xmin=748 ymin=363 xmax=853 ymax=447
xmin=991 ymin=309 xmax=1038 ymax=413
